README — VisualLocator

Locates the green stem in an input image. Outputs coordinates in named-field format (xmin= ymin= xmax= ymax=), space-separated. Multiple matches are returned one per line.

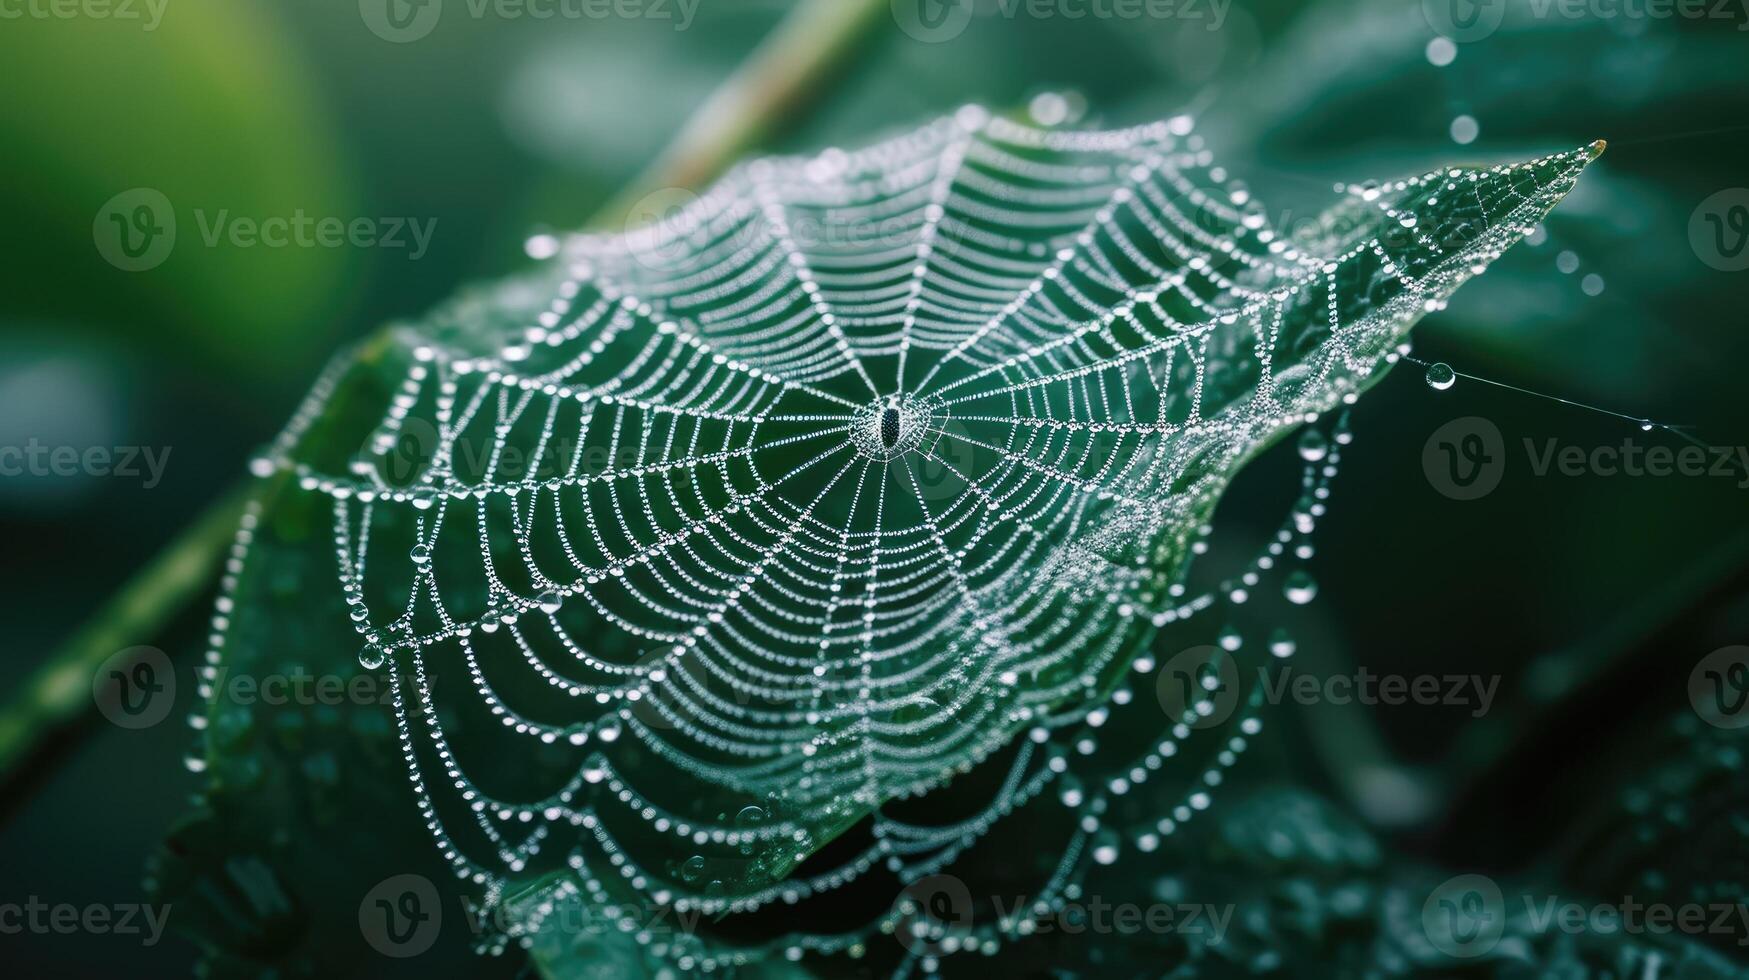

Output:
xmin=0 ymin=483 xmax=251 ymax=788
xmin=589 ymin=0 xmax=890 ymax=227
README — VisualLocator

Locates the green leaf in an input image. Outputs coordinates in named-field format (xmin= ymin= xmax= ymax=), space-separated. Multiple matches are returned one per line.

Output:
xmin=153 ymin=113 xmax=1597 ymax=975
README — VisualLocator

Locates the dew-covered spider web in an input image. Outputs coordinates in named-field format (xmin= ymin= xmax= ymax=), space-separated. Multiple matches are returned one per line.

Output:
xmin=224 ymin=108 xmax=1599 ymax=972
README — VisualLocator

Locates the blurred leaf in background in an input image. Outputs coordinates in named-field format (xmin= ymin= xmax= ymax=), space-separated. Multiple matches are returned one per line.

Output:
xmin=0 ymin=2 xmax=351 ymax=372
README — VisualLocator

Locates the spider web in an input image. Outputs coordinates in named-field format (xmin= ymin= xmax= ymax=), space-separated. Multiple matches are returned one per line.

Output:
xmin=239 ymin=109 xmax=1598 ymax=971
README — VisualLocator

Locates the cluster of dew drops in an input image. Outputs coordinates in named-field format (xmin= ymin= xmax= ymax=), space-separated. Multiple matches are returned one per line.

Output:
xmin=1423 ymin=38 xmax=1604 ymax=299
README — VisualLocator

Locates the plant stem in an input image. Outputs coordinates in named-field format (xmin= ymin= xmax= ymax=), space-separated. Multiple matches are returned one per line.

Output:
xmin=0 ymin=484 xmax=250 ymax=792
xmin=589 ymin=0 xmax=890 ymax=228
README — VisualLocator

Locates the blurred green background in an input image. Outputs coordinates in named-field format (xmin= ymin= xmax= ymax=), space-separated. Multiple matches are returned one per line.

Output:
xmin=1 ymin=0 xmax=1745 ymax=974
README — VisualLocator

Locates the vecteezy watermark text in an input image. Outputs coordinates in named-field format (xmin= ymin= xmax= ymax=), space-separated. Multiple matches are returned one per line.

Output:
xmin=0 ymin=898 xmax=171 ymax=946
xmin=1423 ymin=417 xmax=1749 ymax=501
xmin=1524 ymin=437 xmax=1749 ymax=486
xmin=207 ymin=666 xmax=396 ymax=709
xmin=359 ymin=0 xmax=698 ymax=43
xmin=0 ymin=440 xmax=170 ymax=488
xmin=1424 ymin=0 xmax=1749 ymax=43
xmin=892 ymin=0 xmax=1229 ymax=43
xmin=0 ymin=0 xmax=168 ymax=29
xmin=359 ymin=872 xmax=708 ymax=957
xmin=95 ymin=188 xmax=436 ymax=272
xmin=193 ymin=210 xmax=436 ymax=260
xmin=1157 ymin=646 xmax=1500 ymax=727
xmin=95 ymin=645 xmax=413 ymax=732
xmin=992 ymin=895 xmax=1233 ymax=939
xmin=1423 ymin=874 xmax=1749 ymax=958
xmin=891 ymin=874 xmax=1232 ymax=956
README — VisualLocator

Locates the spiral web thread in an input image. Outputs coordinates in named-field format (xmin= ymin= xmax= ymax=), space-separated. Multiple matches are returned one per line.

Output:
xmin=230 ymin=109 xmax=1597 ymax=970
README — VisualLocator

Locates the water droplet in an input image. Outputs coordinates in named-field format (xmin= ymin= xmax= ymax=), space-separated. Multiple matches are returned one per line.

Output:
xmin=1424 ymin=362 xmax=1456 ymax=390
xmin=1059 ymin=774 xmax=1084 ymax=808
xmin=1268 ymin=628 xmax=1297 ymax=658
xmin=1092 ymin=830 xmax=1121 ymax=865
xmin=409 ymin=543 xmax=432 ymax=565
xmin=1449 ymin=114 xmax=1479 ymax=145
xmin=1284 ymin=570 xmax=1318 ymax=605
xmin=680 ymin=855 xmax=705 ymax=883
xmin=538 ymin=589 xmax=563 ymax=614
xmin=1296 ymin=428 xmax=1329 ymax=462
xmin=1218 ymin=625 xmax=1242 ymax=651
xmin=358 ymin=643 xmax=386 ymax=670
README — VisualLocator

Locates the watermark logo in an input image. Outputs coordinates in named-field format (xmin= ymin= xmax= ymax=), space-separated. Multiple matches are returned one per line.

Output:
xmin=97 ymin=191 xmax=436 ymax=267
xmin=369 ymin=416 xmax=442 ymax=487
xmin=1423 ymin=416 xmax=1505 ymax=501
xmin=1155 ymin=644 xmax=1239 ymax=728
xmin=892 ymin=0 xmax=975 ymax=42
xmin=891 ymin=873 xmax=973 ymax=956
xmin=360 ymin=0 xmax=443 ymax=42
xmin=1156 ymin=648 xmax=1499 ymax=725
xmin=1424 ymin=875 xmax=1749 ymax=955
xmin=1423 ymin=873 xmax=1506 ymax=957
xmin=360 ymin=874 xmax=442 ymax=957
xmin=622 ymin=186 xmax=703 ymax=268
xmin=1426 ymin=419 xmax=1749 ymax=501
xmin=1690 ymin=645 xmax=1749 ymax=730
xmin=93 ymin=646 xmax=175 ymax=730
xmin=1422 ymin=0 xmax=1506 ymax=42
xmin=1691 ymin=188 xmax=1749 ymax=272
xmin=94 ymin=188 xmax=176 ymax=272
